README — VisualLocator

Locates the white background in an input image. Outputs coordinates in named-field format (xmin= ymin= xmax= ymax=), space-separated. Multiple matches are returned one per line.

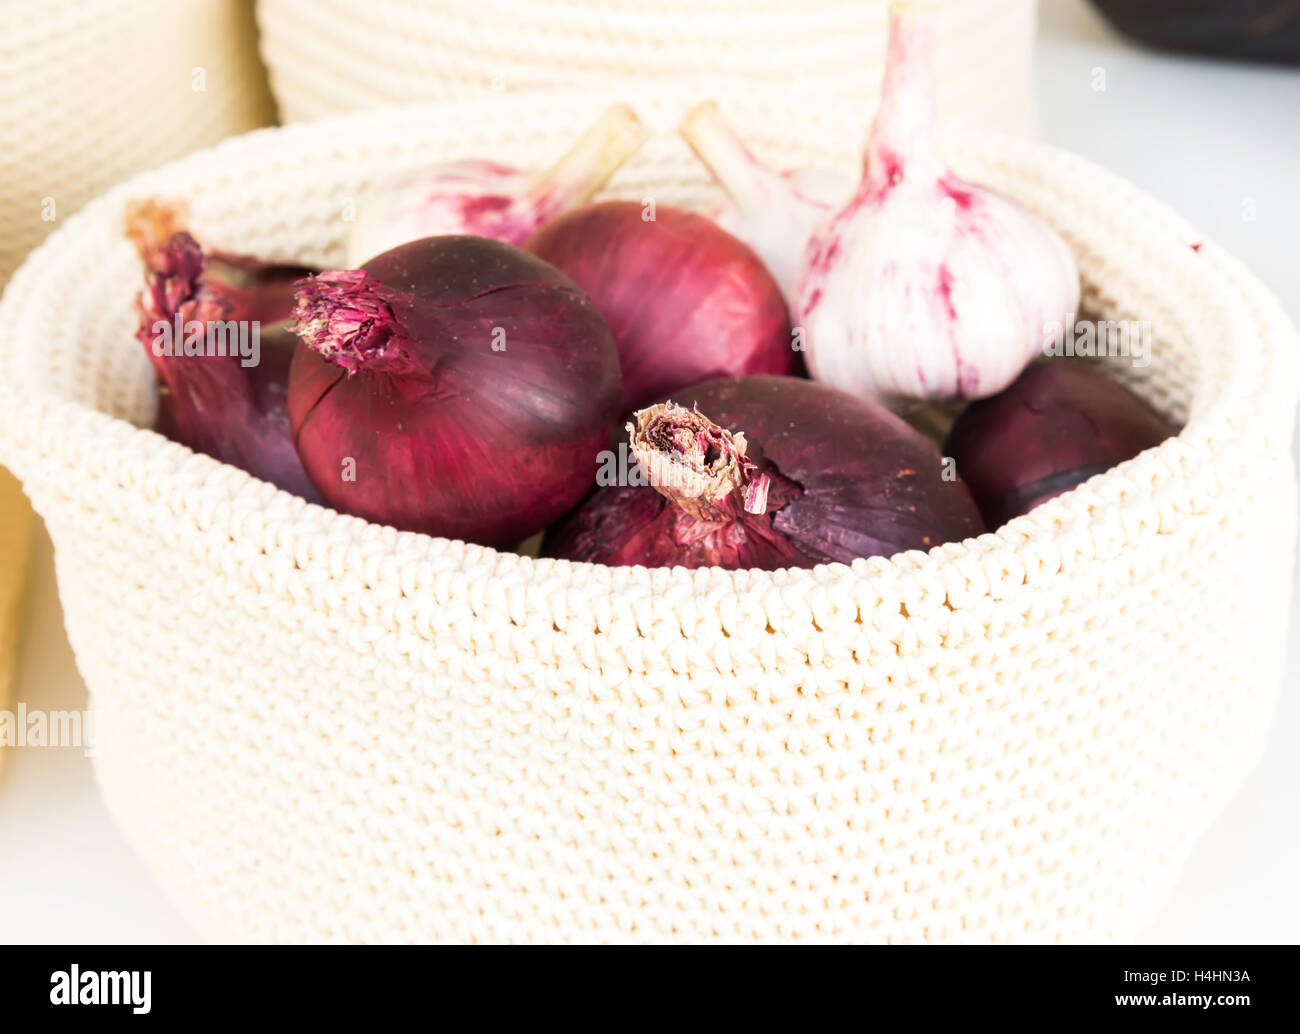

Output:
xmin=0 ymin=0 xmax=1296 ymax=943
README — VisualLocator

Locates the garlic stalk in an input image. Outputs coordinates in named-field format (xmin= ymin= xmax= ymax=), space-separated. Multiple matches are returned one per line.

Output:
xmin=678 ymin=101 xmax=853 ymax=300
xmin=345 ymin=104 xmax=646 ymax=266
xmin=794 ymin=2 xmax=1080 ymax=401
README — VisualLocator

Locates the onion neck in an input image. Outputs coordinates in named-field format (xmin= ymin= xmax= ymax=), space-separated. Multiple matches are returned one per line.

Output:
xmin=125 ymin=198 xmax=189 ymax=270
xmin=629 ymin=402 xmax=772 ymax=523
xmin=134 ymin=234 xmax=253 ymax=435
xmin=292 ymin=270 xmax=417 ymax=376
xmin=863 ymin=2 xmax=944 ymax=195
xmin=519 ymin=104 xmax=646 ymax=223
xmin=137 ymin=231 xmax=227 ymax=328
xmin=677 ymin=101 xmax=794 ymax=221
xmin=150 ymin=232 xmax=203 ymax=305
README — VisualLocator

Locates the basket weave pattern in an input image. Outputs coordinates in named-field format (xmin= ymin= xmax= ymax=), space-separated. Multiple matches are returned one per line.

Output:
xmin=0 ymin=94 xmax=1295 ymax=943
xmin=0 ymin=0 xmax=273 ymax=286
xmin=256 ymin=0 xmax=1035 ymax=134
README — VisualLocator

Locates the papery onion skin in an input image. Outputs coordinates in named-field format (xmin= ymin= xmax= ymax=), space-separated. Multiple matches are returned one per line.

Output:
xmin=130 ymin=224 xmax=321 ymax=500
xmin=546 ymin=374 xmax=986 ymax=569
xmin=944 ymin=361 xmax=1178 ymax=527
xmin=289 ymin=235 xmax=622 ymax=547
xmin=526 ymin=200 xmax=799 ymax=412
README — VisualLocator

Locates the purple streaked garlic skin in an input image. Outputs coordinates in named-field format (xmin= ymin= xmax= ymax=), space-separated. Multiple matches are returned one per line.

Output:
xmin=793 ymin=3 xmax=1081 ymax=402
xmin=344 ymin=104 xmax=646 ymax=266
xmin=679 ymin=100 xmax=854 ymax=300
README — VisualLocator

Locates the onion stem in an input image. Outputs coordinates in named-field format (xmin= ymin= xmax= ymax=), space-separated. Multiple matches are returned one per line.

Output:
xmin=125 ymin=199 xmax=189 ymax=270
xmin=292 ymin=270 xmax=411 ymax=375
xmin=629 ymin=401 xmax=771 ymax=523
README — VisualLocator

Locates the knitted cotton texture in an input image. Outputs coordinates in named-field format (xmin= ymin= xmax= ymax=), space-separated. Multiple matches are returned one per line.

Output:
xmin=256 ymin=0 xmax=1036 ymax=133
xmin=0 ymin=93 xmax=1294 ymax=943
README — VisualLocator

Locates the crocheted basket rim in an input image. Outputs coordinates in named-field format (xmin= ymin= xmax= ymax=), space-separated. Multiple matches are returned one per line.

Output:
xmin=0 ymin=91 xmax=1291 ymax=606
xmin=256 ymin=0 xmax=1035 ymax=133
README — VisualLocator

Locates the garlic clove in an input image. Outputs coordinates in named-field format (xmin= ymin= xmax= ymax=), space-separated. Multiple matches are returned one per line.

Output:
xmin=678 ymin=100 xmax=854 ymax=299
xmin=345 ymin=104 xmax=646 ymax=266
xmin=346 ymin=160 xmax=526 ymax=267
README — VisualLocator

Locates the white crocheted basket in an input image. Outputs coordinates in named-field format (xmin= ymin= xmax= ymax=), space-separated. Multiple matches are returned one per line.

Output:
xmin=0 ymin=0 xmax=274 ymax=286
xmin=256 ymin=0 xmax=1036 ymax=134
xmin=0 ymin=91 xmax=1295 ymax=943
xmin=0 ymin=0 xmax=272 ymax=776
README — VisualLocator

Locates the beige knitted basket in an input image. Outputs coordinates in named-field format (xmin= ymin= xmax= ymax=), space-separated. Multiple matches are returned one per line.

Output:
xmin=0 ymin=0 xmax=274 ymax=287
xmin=0 ymin=91 xmax=1295 ymax=943
xmin=256 ymin=0 xmax=1036 ymax=134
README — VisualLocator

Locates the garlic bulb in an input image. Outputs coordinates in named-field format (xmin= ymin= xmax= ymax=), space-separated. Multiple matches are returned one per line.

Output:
xmin=345 ymin=104 xmax=646 ymax=266
xmin=678 ymin=101 xmax=853 ymax=300
xmin=795 ymin=3 xmax=1080 ymax=401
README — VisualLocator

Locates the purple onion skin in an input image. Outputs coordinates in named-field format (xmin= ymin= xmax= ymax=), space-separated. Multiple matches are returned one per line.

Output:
xmin=203 ymin=257 xmax=313 ymax=326
xmin=944 ymin=361 xmax=1177 ymax=527
xmin=546 ymin=375 xmax=986 ymax=570
xmin=289 ymin=235 xmax=622 ymax=548
xmin=135 ymin=232 xmax=321 ymax=501
xmin=526 ymin=201 xmax=798 ymax=412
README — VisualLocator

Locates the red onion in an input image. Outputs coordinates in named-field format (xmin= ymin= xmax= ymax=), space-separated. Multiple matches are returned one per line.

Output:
xmin=546 ymin=374 xmax=986 ymax=569
xmin=944 ymin=361 xmax=1177 ymax=527
xmin=129 ymin=214 xmax=320 ymax=501
xmin=289 ymin=235 xmax=622 ymax=546
xmin=525 ymin=200 xmax=798 ymax=412
xmin=346 ymin=105 xmax=646 ymax=265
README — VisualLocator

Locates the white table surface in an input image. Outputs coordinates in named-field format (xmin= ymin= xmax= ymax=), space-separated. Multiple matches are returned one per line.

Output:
xmin=0 ymin=0 xmax=1296 ymax=944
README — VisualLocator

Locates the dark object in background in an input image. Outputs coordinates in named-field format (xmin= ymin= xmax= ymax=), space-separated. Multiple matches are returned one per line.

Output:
xmin=1089 ymin=0 xmax=1300 ymax=64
